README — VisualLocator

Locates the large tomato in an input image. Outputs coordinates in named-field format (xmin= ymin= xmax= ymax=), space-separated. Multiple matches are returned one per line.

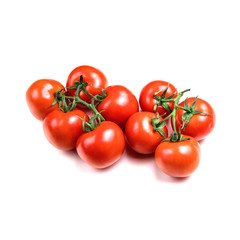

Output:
xmin=66 ymin=65 xmax=108 ymax=108
xmin=96 ymin=85 xmax=139 ymax=129
xmin=43 ymin=109 xmax=89 ymax=150
xmin=155 ymin=136 xmax=201 ymax=177
xmin=125 ymin=112 xmax=168 ymax=154
xmin=26 ymin=79 xmax=64 ymax=120
xmin=175 ymin=97 xmax=216 ymax=141
xmin=139 ymin=80 xmax=178 ymax=116
xmin=76 ymin=121 xmax=125 ymax=169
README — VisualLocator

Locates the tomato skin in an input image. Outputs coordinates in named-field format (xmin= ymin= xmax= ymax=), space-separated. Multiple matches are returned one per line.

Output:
xmin=26 ymin=79 xmax=64 ymax=121
xmin=66 ymin=65 xmax=108 ymax=108
xmin=139 ymin=80 xmax=178 ymax=116
xmin=155 ymin=136 xmax=201 ymax=177
xmin=175 ymin=98 xmax=216 ymax=141
xmin=125 ymin=112 xmax=168 ymax=154
xmin=43 ymin=109 xmax=89 ymax=151
xmin=76 ymin=121 xmax=125 ymax=169
xmin=96 ymin=85 xmax=139 ymax=129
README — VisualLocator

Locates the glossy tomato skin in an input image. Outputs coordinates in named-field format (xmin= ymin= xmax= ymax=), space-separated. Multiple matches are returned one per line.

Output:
xmin=175 ymin=98 xmax=216 ymax=141
xmin=139 ymin=80 xmax=178 ymax=116
xmin=125 ymin=112 xmax=168 ymax=154
xmin=155 ymin=136 xmax=201 ymax=177
xmin=76 ymin=121 xmax=125 ymax=169
xmin=96 ymin=85 xmax=139 ymax=129
xmin=43 ymin=109 xmax=89 ymax=151
xmin=26 ymin=79 xmax=64 ymax=121
xmin=66 ymin=65 xmax=108 ymax=108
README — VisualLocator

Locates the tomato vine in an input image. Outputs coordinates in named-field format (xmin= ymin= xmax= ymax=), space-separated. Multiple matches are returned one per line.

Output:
xmin=152 ymin=85 xmax=209 ymax=142
xmin=50 ymin=75 xmax=106 ymax=131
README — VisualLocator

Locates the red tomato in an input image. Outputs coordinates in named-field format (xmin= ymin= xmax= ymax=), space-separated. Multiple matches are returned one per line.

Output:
xmin=125 ymin=112 xmax=168 ymax=154
xmin=139 ymin=80 xmax=178 ymax=116
xmin=155 ymin=136 xmax=201 ymax=177
xmin=43 ymin=109 xmax=89 ymax=150
xmin=26 ymin=79 xmax=64 ymax=121
xmin=175 ymin=97 xmax=216 ymax=141
xmin=76 ymin=121 xmax=125 ymax=169
xmin=96 ymin=85 xmax=139 ymax=129
xmin=66 ymin=65 xmax=108 ymax=108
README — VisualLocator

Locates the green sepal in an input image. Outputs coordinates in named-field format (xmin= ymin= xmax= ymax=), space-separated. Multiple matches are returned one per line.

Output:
xmin=161 ymin=138 xmax=171 ymax=143
xmin=78 ymin=116 xmax=94 ymax=133
xmin=153 ymin=83 xmax=176 ymax=113
xmin=93 ymin=88 xmax=107 ymax=106
xmin=47 ymin=97 xmax=58 ymax=109
xmin=181 ymin=96 xmax=210 ymax=132
xmin=161 ymin=102 xmax=172 ymax=114
xmin=151 ymin=113 xmax=167 ymax=139
xmin=168 ymin=129 xmax=191 ymax=143
xmin=47 ymin=88 xmax=64 ymax=109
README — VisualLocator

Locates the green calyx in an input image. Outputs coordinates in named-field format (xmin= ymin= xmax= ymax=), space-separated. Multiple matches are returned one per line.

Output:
xmin=48 ymin=75 xmax=107 ymax=131
xmin=48 ymin=89 xmax=76 ymax=113
xmin=151 ymin=87 xmax=194 ymax=143
xmin=162 ymin=129 xmax=191 ymax=143
xmin=151 ymin=113 xmax=167 ymax=138
xmin=153 ymin=83 xmax=177 ymax=113
xmin=79 ymin=114 xmax=103 ymax=132
xmin=179 ymin=96 xmax=210 ymax=132
xmin=93 ymin=88 xmax=107 ymax=107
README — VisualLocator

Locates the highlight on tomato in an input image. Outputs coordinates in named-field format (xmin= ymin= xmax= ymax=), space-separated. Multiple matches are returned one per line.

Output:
xmin=26 ymin=79 xmax=64 ymax=121
xmin=174 ymin=97 xmax=216 ymax=141
xmin=155 ymin=136 xmax=201 ymax=177
xmin=76 ymin=121 xmax=125 ymax=169
xmin=125 ymin=112 xmax=168 ymax=154
xmin=43 ymin=109 xmax=89 ymax=151
xmin=96 ymin=85 xmax=139 ymax=129
xmin=139 ymin=80 xmax=178 ymax=116
xmin=66 ymin=65 xmax=108 ymax=108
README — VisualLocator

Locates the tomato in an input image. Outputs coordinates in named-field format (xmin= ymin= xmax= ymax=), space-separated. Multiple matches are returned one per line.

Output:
xmin=66 ymin=65 xmax=108 ymax=108
xmin=43 ymin=109 xmax=89 ymax=150
xmin=175 ymin=97 xmax=216 ymax=141
xmin=26 ymin=79 xmax=64 ymax=121
xmin=125 ymin=112 xmax=168 ymax=154
xmin=76 ymin=121 xmax=125 ymax=168
xmin=139 ymin=80 xmax=178 ymax=116
xmin=155 ymin=136 xmax=201 ymax=177
xmin=96 ymin=85 xmax=139 ymax=129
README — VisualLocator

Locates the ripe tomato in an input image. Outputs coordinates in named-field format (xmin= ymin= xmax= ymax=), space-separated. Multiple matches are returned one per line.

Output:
xmin=155 ymin=136 xmax=201 ymax=177
xmin=43 ymin=109 xmax=89 ymax=151
xmin=96 ymin=85 xmax=139 ymax=129
xmin=26 ymin=79 xmax=64 ymax=121
xmin=76 ymin=121 xmax=125 ymax=169
xmin=139 ymin=80 xmax=178 ymax=116
xmin=125 ymin=112 xmax=168 ymax=154
xmin=175 ymin=97 xmax=216 ymax=141
xmin=66 ymin=65 xmax=108 ymax=108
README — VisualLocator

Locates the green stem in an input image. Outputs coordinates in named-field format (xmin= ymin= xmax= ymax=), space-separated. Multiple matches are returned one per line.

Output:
xmin=74 ymin=84 xmax=105 ymax=121
xmin=52 ymin=78 xmax=105 ymax=123
xmin=155 ymin=88 xmax=191 ymax=142
xmin=171 ymin=90 xmax=190 ymax=136
xmin=176 ymin=105 xmax=190 ymax=111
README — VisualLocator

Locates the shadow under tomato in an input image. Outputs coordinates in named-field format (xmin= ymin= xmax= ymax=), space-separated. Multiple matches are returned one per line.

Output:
xmin=59 ymin=148 xmax=123 ymax=174
xmin=59 ymin=149 xmax=96 ymax=173
xmin=93 ymin=154 xmax=124 ymax=173
xmin=59 ymin=144 xmax=189 ymax=183
xmin=124 ymin=143 xmax=155 ymax=164
xmin=153 ymin=163 xmax=190 ymax=183
xmin=198 ymin=138 xmax=206 ymax=145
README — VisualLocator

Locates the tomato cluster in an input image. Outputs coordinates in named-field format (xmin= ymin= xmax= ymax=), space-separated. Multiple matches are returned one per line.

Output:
xmin=26 ymin=65 xmax=216 ymax=178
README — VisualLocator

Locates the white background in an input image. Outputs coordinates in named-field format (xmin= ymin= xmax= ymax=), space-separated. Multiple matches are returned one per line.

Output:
xmin=0 ymin=0 xmax=239 ymax=239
